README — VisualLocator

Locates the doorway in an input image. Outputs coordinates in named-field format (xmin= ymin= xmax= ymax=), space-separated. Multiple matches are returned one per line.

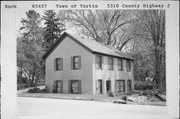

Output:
xmin=97 ymin=80 xmax=103 ymax=94
xmin=106 ymin=80 xmax=111 ymax=92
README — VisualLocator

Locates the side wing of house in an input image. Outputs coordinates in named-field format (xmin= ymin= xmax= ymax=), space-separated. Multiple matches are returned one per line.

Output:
xmin=45 ymin=36 xmax=93 ymax=94
xmin=92 ymin=54 xmax=134 ymax=94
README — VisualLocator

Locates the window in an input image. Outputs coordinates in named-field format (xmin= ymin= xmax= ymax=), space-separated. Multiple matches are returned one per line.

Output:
xmin=53 ymin=80 xmax=63 ymax=93
xmin=96 ymin=55 xmax=103 ymax=69
xmin=69 ymin=80 xmax=81 ymax=94
xmin=118 ymin=59 xmax=123 ymax=71
xmin=108 ymin=57 xmax=114 ymax=70
xmin=126 ymin=60 xmax=131 ymax=71
xmin=127 ymin=80 xmax=132 ymax=91
xmin=55 ymin=58 xmax=63 ymax=71
xmin=72 ymin=56 xmax=81 ymax=70
xmin=116 ymin=80 xmax=125 ymax=92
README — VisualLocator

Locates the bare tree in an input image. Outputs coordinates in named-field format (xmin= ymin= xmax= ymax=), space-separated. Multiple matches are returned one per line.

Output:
xmin=59 ymin=10 xmax=137 ymax=51
xmin=139 ymin=10 xmax=166 ymax=92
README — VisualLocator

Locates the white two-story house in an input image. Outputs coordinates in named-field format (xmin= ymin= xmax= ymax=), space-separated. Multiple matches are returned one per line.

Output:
xmin=42 ymin=32 xmax=134 ymax=94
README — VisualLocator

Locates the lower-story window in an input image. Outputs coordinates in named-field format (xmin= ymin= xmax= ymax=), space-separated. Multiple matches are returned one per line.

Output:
xmin=116 ymin=80 xmax=125 ymax=92
xmin=53 ymin=80 xmax=63 ymax=93
xmin=69 ymin=80 xmax=81 ymax=94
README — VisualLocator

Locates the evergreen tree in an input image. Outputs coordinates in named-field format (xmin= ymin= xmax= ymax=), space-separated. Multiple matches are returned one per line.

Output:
xmin=20 ymin=10 xmax=42 ymax=42
xmin=43 ymin=10 xmax=65 ymax=50
xmin=18 ymin=10 xmax=45 ymax=88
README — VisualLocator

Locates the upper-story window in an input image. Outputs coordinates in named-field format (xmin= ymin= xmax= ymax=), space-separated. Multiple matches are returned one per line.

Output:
xmin=118 ymin=59 xmax=123 ymax=71
xmin=108 ymin=57 xmax=114 ymax=70
xmin=126 ymin=60 xmax=131 ymax=71
xmin=96 ymin=55 xmax=103 ymax=69
xmin=55 ymin=58 xmax=63 ymax=71
xmin=72 ymin=56 xmax=81 ymax=70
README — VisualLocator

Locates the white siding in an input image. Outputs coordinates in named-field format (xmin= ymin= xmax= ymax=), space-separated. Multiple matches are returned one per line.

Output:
xmin=92 ymin=54 xmax=134 ymax=94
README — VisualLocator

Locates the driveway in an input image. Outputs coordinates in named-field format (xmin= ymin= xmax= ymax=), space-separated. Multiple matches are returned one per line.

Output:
xmin=17 ymin=97 xmax=168 ymax=119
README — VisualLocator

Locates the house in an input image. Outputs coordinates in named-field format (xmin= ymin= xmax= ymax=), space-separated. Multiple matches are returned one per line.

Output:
xmin=42 ymin=32 xmax=134 ymax=94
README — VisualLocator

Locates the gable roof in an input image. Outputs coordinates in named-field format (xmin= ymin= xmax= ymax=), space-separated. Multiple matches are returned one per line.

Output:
xmin=42 ymin=32 xmax=133 ymax=60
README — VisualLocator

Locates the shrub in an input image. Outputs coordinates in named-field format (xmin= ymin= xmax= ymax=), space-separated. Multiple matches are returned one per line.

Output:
xmin=134 ymin=81 xmax=153 ymax=90
xmin=53 ymin=89 xmax=57 ymax=93
xmin=27 ymin=87 xmax=40 ymax=93
xmin=28 ymin=88 xmax=34 ymax=93
xmin=141 ymin=89 xmax=153 ymax=99
xmin=121 ymin=95 xmax=127 ymax=101
xmin=107 ymin=91 xmax=114 ymax=97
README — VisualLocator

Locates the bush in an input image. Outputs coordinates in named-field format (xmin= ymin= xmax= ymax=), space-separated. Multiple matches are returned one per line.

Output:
xmin=141 ymin=89 xmax=153 ymax=98
xmin=107 ymin=91 xmax=114 ymax=97
xmin=27 ymin=87 xmax=40 ymax=93
xmin=134 ymin=81 xmax=153 ymax=90
xmin=28 ymin=88 xmax=34 ymax=93
xmin=121 ymin=95 xmax=127 ymax=101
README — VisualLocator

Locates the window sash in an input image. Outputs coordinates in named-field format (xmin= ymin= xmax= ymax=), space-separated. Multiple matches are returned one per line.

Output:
xmin=126 ymin=60 xmax=131 ymax=71
xmin=55 ymin=58 xmax=63 ymax=71
xmin=70 ymin=80 xmax=81 ymax=94
xmin=116 ymin=80 xmax=125 ymax=92
xmin=108 ymin=57 xmax=113 ymax=70
xmin=96 ymin=55 xmax=102 ymax=69
xmin=118 ymin=59 xmax=123 ymax=71
xmin=72 ymin=56 xmax=81 ymax=70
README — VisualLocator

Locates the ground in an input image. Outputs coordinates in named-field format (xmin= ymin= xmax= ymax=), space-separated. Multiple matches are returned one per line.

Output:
xmin=18 ymin=92 xmax=166 ymax=106
xmin=17 ymin=97 xmax=167 ymax=119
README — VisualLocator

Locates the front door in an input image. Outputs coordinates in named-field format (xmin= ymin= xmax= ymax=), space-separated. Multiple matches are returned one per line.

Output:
xmin=127 ymin=80 xmax=132 ymax=91
xmin=97 ymin=80 xmax=103 ymax=94
xmin=106 ymin=80 xmax=111 ymax=92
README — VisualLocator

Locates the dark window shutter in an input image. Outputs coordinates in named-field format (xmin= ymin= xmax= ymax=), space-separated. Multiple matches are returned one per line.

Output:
xmin=102 ymin=80 xmax=104 ymax=94
xmin=122 ymin=59 xmax=123 ymax=71
xmin=126 ymin=60 xmax=128 ymax=71
xmin=71 ymin=57 xmax=73 ymax=70
xmin=96 ymin=80 xmax=98 ymax=94
xmin=78 ymin=80 xmax=81 ymax=94
xmin=61 ymin=80 xmax=63 ymax=93
xmin=101 ymin=56 xmax=103 ymax=69
xmin=68 ymin=80 xmax=71 ymax=93
xmin=114 ymin=80 xmax=117 ymax=94
xmin=54 ymin=59 xmax=56 ymax=71
xmin=95 ymin=55 xmax=98 ymax=69
xmin=78 ymin=56 xmax=81 ymax=69
xmin=123 ymin=80 xmax=125 ymax=92
xmin=60 ymin=58 xmax=63 ymax=70
xmin=129 ymin=61 xmax=131 ymax=71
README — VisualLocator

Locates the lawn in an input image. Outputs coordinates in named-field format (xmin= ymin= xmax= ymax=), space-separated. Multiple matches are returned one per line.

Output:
xmin=18 ymin=92 xmax=166 ymax=106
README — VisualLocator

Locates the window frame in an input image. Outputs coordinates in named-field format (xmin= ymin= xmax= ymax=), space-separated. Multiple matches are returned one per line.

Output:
xmin=126 ymin=60 xmax=131 ymax=72
xmin=53 ymin=80 xmax=63 ymax=93
xmin=55 ymin=58 xmax=63 ymax=71
xmin=108 ymin=57 xmax=114 ymax=70
xmin=96 ymin=55 xmax=103 ymax=69
xmin=118 ymin=59 xmax=123 ymax=71
xmin=69 ymin=80 xmax=81 ymax=94
xmin=72 ymin=56 xmax=81 ymax=70
xmin=116 ymin=80 xmax=125 ymax=92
